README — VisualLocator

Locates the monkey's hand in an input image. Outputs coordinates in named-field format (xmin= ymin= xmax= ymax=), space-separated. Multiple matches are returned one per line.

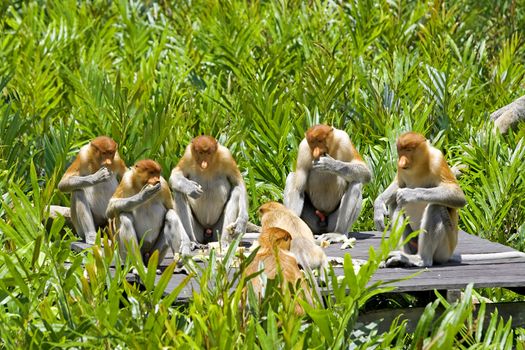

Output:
xmin=396 ymin=188 xmax=418 ymax=206
xmin=313 ymin=155 xmax=371 ymax=183
xmin=90 ymin=167 xmax=112 ymax=184
xmin=181 ymin=179 xmax=203 ymax=199
xmin=373 ymin=201 xmax=388 ymax=232
xmin=226 ymin=218 xmax=248 ymax=237
xmin=312 ymin=154 xmax=341 ymax=174
xmin=139 ymin=183 xmax=162 ymax=201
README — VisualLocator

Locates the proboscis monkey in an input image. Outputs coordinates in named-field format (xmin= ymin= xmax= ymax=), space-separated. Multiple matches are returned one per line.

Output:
xmin=375 ymin=132 xmax=525 ymax=267
xmin=58 ymin=136 xmax=127 ymax=244
xmin=284 ymin=125 xmax=371 ymax=242
xmin=169 ymin=135 xmax=248 ymax=246
xmin=106 ymin=159 xmax=190 ymax=265
xmin=258 ymin=202 xmax=328 ymax=272
xmin=244 ymin=227 xmax=313 ymax=315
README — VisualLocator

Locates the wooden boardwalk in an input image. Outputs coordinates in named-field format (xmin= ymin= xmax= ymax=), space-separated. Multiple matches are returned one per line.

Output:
xmin=72 ymin=230 xmax=525 ymax=330
xmin=132 ymin=230 xmax=525 ymax=299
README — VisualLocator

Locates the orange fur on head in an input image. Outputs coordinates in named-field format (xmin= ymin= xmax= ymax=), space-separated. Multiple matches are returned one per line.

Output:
xmin=258 ymin=201 xmax=286 ymax=216
xmin=396 ymin=132 xmax=430 ymax=173
xmin=90 ymin=136 xmax=118 ymax=167
xmin=305 ymin=125 xmax=334 ymax=160
xmin=191 ymin=135 xmax=218 ymax=170
xmin=133 ymin=159 xmax=162 ymax=188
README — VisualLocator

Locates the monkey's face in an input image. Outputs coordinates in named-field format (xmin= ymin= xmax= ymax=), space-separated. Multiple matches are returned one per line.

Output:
xmin=191 ymin=135 xmax=218 ymax=170
xmin=91 ymin=136 xmax=117 ymax=167
xmin=396 ymin=132 xmax=427 ymax=171
xmin=134 ymin=159 xmax=161 ymax=186
xmin=306 ymin=125 xmax=334 ymax=160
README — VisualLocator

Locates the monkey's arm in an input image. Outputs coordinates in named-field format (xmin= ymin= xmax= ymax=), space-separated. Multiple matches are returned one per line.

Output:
xmin=396 ymin=184 xmax=466 ymax=208
xmin=58 ymin=166 xmax=111 ymax=192
xmin=160 ymin=179 xmax=175 ymax=210
xmin=284 ymin=168 xmax=308 ymax=216
xmin=490 ymin=95 xmax=525 ymax=134
xmin=106 ymin=183 xmax=161 ymax=218
xmin=312 ymin=155 xmax=371 ymax=183
xmin=169 ymin=167 xmax=203 ymax=198
xmin=227 ymin=171 xmax=249 ymax=235
xmin=374 ymin=181 xmax=399 ymax=231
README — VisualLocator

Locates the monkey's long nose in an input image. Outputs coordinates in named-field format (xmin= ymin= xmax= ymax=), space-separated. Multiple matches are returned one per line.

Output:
xmin=103 ymin=159 xmax=113 ymax=166
xmin=200 ymin=161 xmax=208 ymax=169
xmin=313 ymin=147 xmax=321 ymax=159
xmin=148 ymin=177 xmax=160 ymax=185
xmin=398 ymin=156 xmax=409 ymax=169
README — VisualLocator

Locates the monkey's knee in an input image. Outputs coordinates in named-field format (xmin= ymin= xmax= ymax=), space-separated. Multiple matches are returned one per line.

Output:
xmin=421 ymin=205 xmax=452 ymax=233
xmin=333 ymin=182 xmax=363 ymax=233
xmin=164 ymin=209 xmax=191 ymax=255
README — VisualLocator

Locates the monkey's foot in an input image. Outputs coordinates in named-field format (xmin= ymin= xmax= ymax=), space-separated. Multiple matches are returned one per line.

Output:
xmin=174 ymin=266 xmax=190 ymax=274
xmin=190 ymin=242 xmax=208 ymax=251
xmin=383 ymin=251 xmax=425 ymax=268
xmin=84 ymin=232 xmax=97 ymax=245
xmin=316 ymin=233 xmax=356 ymax=249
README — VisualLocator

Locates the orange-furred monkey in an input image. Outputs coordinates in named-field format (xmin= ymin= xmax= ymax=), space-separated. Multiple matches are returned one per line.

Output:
xmin=106 ymin=160 xmax=190 ymax=265
xmin=58 ymin=136 xmax=127 ymax=244
xmin=284 ymin=125 xmax=371 ymax=242
xmin=169 ymin=135 xmax=248 ymax=246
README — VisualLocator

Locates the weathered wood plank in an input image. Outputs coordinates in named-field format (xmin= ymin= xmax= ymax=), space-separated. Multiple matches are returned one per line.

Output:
xmin=71 ymin=230 xmax=525 ymax=297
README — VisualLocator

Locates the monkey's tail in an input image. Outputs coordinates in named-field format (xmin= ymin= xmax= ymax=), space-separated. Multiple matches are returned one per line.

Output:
xmin=451 ymin=251 xmax=525 ymax=262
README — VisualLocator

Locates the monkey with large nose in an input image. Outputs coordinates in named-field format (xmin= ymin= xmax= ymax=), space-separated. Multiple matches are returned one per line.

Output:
xmin=284 ymin=125 xmax=371 ymax=242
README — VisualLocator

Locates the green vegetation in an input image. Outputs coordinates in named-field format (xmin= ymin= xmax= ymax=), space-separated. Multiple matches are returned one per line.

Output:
xmin=1 ymin=0 xmax=525 ymax=347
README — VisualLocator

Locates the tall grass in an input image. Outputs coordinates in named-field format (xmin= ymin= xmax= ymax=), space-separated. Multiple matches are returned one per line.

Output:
xmin=1 ymin=0 xmax=525 ymax=347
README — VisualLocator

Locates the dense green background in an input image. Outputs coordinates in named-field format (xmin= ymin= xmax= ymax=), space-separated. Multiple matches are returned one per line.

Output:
xmin=1 ymin=0 xmax=525 ymax=347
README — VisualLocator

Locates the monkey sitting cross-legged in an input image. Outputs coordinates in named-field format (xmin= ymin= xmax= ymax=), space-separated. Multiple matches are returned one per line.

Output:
xmin=106 ymin=160 xmax=191 ymax=266
xmin=58 ymin=136 xmax=127 ymax=244
xmin=284 ymin=125 xmax=371 ymax=242
xmin=244 ymin=227 xmax=313 ymax=315
xmin=169 ymin=135 xmax=249 ymax=247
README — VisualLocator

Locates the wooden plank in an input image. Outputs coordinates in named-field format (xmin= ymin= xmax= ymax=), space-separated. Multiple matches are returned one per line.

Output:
xmin=71 ymin=230 xmax=525 ymax=298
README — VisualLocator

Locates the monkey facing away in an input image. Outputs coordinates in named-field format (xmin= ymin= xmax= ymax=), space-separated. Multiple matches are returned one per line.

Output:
xmin=244 ymin=226 xmax=313 ymax=315
xmin=284 ymin=125 xmax=371 ymax=241
xmin=58 ymin=136 xmax=127 ymax=244
xmin=106 ymin=159 xmax=190 ymax=265
xmin=169 ymin=135 xmax=249 ymax=246
xmin=258 ymin=202 xmax=328 ymax=272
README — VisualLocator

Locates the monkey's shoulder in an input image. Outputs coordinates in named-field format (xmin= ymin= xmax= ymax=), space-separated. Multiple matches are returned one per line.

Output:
xmin=76 ymin=145 xmax=99 ymax=175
